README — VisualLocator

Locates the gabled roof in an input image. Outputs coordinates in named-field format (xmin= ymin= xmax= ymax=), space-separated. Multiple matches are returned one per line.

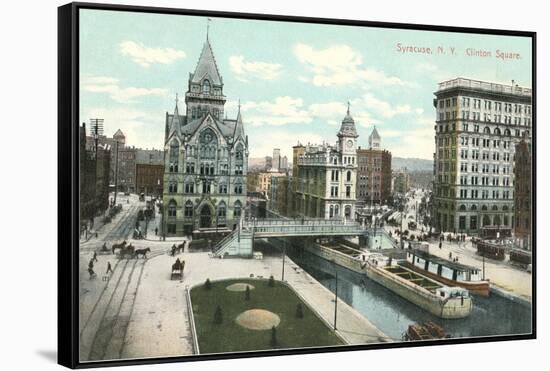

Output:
xmin=113 ymin=129 xmax=125 ymax=138
xmin=190 ymin=40 xmax=222 ymax=86
xmin=370 ymin=126 xmax=381 ymax=140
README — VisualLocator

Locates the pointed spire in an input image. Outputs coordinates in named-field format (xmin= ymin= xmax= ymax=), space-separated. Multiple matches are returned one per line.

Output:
xmin=338 ymin=100 xmax=358 ymax=138
xmin=190 ymin=34 xmax=222 ymax=86
xmin=206 ymin=18 xmax=212 ymax=41
xmin=234 ymin=99 xmax=245 ymax=139
xmin=168 ymin=93 xmax=180 ymax=138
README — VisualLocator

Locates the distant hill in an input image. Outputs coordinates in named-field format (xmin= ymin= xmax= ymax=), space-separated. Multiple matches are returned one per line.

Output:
xmin=392 ymin=157 xmax=433 ymax=172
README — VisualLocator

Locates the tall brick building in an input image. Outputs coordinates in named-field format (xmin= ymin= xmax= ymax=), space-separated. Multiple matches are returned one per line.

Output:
xmin=356 ymin=127 xmax=392 ymax=206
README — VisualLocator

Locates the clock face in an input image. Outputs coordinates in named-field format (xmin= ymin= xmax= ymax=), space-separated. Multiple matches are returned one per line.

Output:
xmin=346 ymin=139 xmax=354 ymax=149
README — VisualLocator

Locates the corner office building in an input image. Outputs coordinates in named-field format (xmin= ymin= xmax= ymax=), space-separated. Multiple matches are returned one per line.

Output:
xmin=432 ymin=78 xmax=532 ymax=234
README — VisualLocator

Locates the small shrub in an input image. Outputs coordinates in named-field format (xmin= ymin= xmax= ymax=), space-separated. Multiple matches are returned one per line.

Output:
xmin=204 ymin=278 xmax=212 ymax=290
xmin=268 ymin=275 xmax=275 ymax=287
xmin=213 ymin=305 xmax=223 ymax=324
xmin=295 ymin=303 xmax=304 ymax=319
xmin=270 ymin=326 xmax=277 ymax=347
xmin=245 ymin=285 xmax=251 ymax=301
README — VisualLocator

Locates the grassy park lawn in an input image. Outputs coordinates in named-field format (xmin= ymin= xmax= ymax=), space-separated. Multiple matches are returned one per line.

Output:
xmin=190 ymin=278 xmax=343 ymax=354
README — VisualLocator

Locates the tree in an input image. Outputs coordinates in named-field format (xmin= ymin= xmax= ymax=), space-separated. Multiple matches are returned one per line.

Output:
xmin=204 ymin=278 xmax=212 ymax=290
xmin=213 ymin=305 xmax=223 ymax=324
xmin=245 ymin=285 xmax=251 ymax=301
xmin=268 ymin=275 xmax=275 ymax=287
xmin=295 ymin=303 xmax=304 ymax=319
xmin=270 ymin=326 xmax=277 ymax=347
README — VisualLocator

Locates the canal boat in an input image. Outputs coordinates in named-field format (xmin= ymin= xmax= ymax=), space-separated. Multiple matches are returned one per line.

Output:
xmin=365 ymin=254 xmax=473 ymax=319
xmin=402 ymin=250 xmax=490 ymax=297
xmin=403 ymin=321 xmax=450 ymax=341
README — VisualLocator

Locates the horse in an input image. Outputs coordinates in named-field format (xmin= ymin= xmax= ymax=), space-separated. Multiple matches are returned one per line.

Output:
xmin=177 ymin=241 xmax=186 ymax=254
xmin=112 ymin=240 xmax=127 ymax=253
xmin=134 ymin=247 xmax=151 ymax=259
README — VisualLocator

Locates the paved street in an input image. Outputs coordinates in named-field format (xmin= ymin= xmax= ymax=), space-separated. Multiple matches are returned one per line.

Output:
xmin=79 ymin=194 xmax=387 ymax=361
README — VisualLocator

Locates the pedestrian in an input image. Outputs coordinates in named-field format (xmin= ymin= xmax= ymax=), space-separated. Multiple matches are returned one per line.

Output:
xmin=88 ymin=259 xmax=94 ymax=270
xmin=171 ymin=244 xmax=176 ymax=257
xmin=93 ymin=251 xmax=98 ymax=262
xmin=155 ymin=227 xmax=158 ymax=236
xmin=449 ymin=252 xmax=452 ymax=260
xmin=106 ymin=261 xmax=113 ymax=274
xmin=439 ymin=241 xmax=442 ymax=249
xmin=112 ymin=244 xmax=116 ymax=255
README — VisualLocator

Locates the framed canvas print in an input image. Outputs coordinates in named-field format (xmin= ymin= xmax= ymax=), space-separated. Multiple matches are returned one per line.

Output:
xmin=58 ymin=2 xmax=536 ymax=368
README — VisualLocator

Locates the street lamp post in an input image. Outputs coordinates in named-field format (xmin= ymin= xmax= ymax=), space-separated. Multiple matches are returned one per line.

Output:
xmin=332 ymin=259 xmax=338 ymax=331
xmin=281 ymin=239 xmax=286 ymax=281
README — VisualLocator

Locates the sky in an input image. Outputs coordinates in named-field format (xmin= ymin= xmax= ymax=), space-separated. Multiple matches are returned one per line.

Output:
xmin=79 ymin=9 xmax=532 ymax=160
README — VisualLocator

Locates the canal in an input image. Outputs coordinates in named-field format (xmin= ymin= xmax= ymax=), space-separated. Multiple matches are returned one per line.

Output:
xmin=287 ymin=246 xmax=532 ymax=341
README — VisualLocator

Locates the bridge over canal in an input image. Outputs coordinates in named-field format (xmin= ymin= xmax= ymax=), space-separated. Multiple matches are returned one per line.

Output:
xmin=212 ymin=218 xmax=366 ymax=257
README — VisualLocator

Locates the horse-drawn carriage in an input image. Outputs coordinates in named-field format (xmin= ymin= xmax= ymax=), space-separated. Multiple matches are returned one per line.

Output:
xmin=112 ymin=240 xmax=151 ymax=259
xmin=171 ymin=259 xmax=185 ymax=280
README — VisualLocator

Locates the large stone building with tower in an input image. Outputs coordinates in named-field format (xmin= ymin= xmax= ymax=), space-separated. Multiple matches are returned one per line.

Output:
xmin=432 ymin=78 xmax=532 ymax=234
xmin=162 ymin=37 xmax=248 ymax=236
xmin=293 ymin=105 xmax=358 ymax=220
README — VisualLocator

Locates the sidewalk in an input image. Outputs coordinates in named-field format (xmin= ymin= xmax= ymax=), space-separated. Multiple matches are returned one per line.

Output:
xmin=120 ymin=252 xmax=388 ymax=359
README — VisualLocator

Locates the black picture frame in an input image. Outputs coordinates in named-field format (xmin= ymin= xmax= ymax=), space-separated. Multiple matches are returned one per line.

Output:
xmin=58 ymin=2 xmax=536 ymax=368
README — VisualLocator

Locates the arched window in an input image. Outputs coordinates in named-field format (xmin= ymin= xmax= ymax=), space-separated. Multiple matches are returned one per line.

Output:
xmin=481 ymin=205 xmax=488 ymax=211
xmin=234 ymin=181 xmax=243 ymax=194
xmin=202 ymin=79 xmax=210 ymax=94
xmin=344 ymin=205 xmax=351 ymax=219
xmin=236 ymin=144 xmax=244 ymax=161
xmin=471 ymin=205 xmax=477 ymax=211
xmin=459 ymin=204 xmax=466 ymax=211
xmin=168 ymin=199 xmax=177 ymax=217
xmin=503 ymin=205 xmax=509 ymax=211
xmin=504 ymin=128 xmax=511 ymax=136
xmin=184 ymin=200 xmax=193 ymax=218
xmin=169 ymin=140 xmax=179 ymax=173
xmin=494 ymin=127 xmax=501 ymax=135
xmin=233 ymin=201 xmax=242 ymax=218
xmin=218 ymin=202 xmax=226 ymax=218
xmin=492 ymin=205 xmax=498 ymax=211
xmin=484 ymin=126 xmax=491 ymax=134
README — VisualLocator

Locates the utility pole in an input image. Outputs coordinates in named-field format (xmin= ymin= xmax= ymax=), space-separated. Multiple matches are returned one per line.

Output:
xmin=90 ymin=118 xmax=104 ymax=218
xmin=113 ymin=140 xmax=119 ymax=206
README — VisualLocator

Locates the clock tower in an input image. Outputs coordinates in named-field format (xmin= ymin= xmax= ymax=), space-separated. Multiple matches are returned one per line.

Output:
xmin=338 ymin=102 xmax=358 ymax=160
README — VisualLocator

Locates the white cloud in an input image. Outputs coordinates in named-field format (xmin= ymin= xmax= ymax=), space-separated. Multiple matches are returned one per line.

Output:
xmin=360 ymin=94 xmax=412 ymax=119
xmin=82 ymin=75 xmax=167 ymax=103
xmin=119 ymin=41 xmax=186 ymax=67
xmin=308 ymin=102 xmax=347 ymax=118
xmin=229 ymin=56 xmax=283 ymax=82
xmin=293 ymin=43 xmax=410 ymax=87
xmin=228 ymin=96 xmax=312 ymax=127
xmin=249 ymin=129 xmax=326 ymax=159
